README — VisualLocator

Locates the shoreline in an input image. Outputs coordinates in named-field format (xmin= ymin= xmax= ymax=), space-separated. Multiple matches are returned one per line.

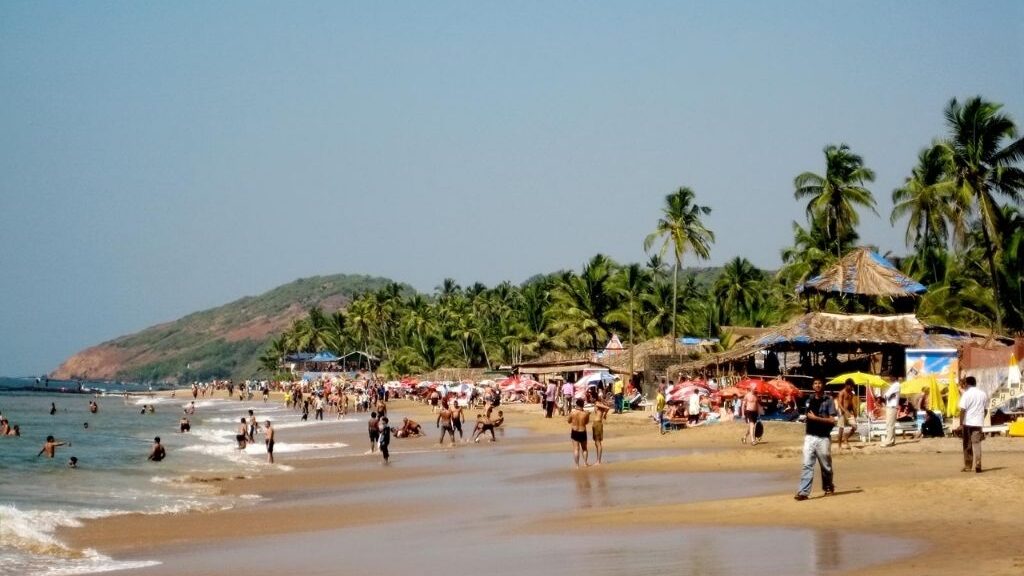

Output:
xmin=63 ymin=396 xmax=1024 ymax=575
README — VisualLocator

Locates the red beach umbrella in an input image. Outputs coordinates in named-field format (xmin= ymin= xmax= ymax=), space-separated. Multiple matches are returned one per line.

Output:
xmin=737 ymin=378 xmax=783 ymax=399
xmin=768 ymin=378 xmax=802 ymax=398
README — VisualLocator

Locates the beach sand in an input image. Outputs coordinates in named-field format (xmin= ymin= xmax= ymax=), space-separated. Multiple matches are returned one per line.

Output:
xmin=63 ymin=397 xmax=1024 ymax=575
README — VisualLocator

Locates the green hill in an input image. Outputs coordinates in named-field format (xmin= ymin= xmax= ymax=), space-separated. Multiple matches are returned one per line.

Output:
xmin=51 ymin=274 xmax=403 ymax=383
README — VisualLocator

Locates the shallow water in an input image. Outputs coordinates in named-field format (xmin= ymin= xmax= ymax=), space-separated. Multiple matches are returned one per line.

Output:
xmin=104 ymin=417 xmax=918 ymax=576
xmin=0 ymin=379 xmax=359 ymax=575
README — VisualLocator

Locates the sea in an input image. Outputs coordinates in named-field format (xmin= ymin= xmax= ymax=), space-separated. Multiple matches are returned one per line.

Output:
xmin=0 ymin=377 xmax=343 ymax=576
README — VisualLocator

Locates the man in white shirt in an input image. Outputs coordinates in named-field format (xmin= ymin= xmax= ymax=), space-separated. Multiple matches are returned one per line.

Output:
xmin=880 ymin=376 xmax=901 ymax=447
xmin=957 ymin=376 xmax=988 ymax=473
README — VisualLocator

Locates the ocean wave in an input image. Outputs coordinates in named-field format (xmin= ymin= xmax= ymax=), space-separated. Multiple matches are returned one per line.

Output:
xmin=0 ymin=505 xmax=160 ymax=575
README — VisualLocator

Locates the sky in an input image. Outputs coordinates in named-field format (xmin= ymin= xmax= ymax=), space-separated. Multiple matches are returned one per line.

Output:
xmin=1 ymin=1 xmax=1022 ymax=376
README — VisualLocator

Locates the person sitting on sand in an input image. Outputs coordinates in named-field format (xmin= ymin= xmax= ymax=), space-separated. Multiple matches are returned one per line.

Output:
xmin=399 ymin=417 xmax=422 ymax=437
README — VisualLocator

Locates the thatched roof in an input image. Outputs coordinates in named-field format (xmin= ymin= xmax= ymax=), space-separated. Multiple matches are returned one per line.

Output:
xmin=514 ymin=358 xmax=615 ymax=375
xmin=672 ymin=312 xmax=1006 ymax=373
xmin=599 ymin=336 xmax=705 ymax=373
xmin=798 ymin=248 xmax=926 ymax=297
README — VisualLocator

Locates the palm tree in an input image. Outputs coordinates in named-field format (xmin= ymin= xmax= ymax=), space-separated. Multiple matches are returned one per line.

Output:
xmin=794 ymin=144 xmax=877 ymax=257
xmin=713 ymin=257 xmax=765 ymax=326
xmin=891 ymin=143 xmax=956 ymax=284
xmin=607 ymin=263 xmax=652 ymax=374
xmin=944 ymin=96 xmax=1024 ymax=331
xmin=643 ymin=187 xmax=715 ymax=352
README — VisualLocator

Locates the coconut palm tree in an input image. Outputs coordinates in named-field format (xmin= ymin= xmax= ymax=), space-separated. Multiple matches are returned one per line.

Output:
xmin=944 ymin=96 xmax=1024 ymax=331
xmin=643 ymin=187 xmax=715 ymax=352
xmin=891 ymin=143 xmax=956 ymax=285
xmin=607 ymin=263 xmax=652 ymax=374
xmin=714 ymin=257 xmax=766 ymax=326
xmin=794 ymin=144 xmax=877 ymax=258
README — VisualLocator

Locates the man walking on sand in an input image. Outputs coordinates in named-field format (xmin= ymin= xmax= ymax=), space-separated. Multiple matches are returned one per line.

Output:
xmin=836 ymin=379 xmax=859 ymax=450
xmin=742 ymin=387 xmax=761 ymax=445
xmin=795 ymin=378 xmax=837 ymax=500
xmin=544 ymin=379 xmax=557 ymax=418
xmin=958 ymin=376 xmax=988 ymax=473
xmin=881 ymin=376 xmax=901 ymax=447
xmin=568 ymin=398 xmax=590 ymax=468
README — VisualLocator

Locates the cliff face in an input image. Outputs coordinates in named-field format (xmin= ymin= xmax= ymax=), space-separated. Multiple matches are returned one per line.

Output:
xmin=50 ymin=274 xmax=400 ymax=383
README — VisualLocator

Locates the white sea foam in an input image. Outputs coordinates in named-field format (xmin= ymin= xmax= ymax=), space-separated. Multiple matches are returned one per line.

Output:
xmin=0 ymin=505 xmax=159 ymax=575
xmin=269 ymin=441 xmax=348 ymax=453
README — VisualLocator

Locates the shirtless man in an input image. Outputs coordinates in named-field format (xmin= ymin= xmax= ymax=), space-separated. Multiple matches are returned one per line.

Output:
xmin=246 ymin=410 xmax=260 ymax=443
xmin=368 ymin=412 xmax=380 ymax=453
xmin=236 ymin=417 xmax=248 ymax=449
xmin=590 ymin=391 xmax=611 ymax=465
xmin=437 ymin=404 xmax=456 ymax=446
xmin=38 ymin=435 xmax=69 ymax=458
xmin=742 ymin=388 xmax=761 ymax=445
xmin=148 ymin=437 xmax=166 ymax=461
xmin=835 ymin=379 xmax=859 ymax=450
xmin=472 ymin=411 xmax=496 ymax=443
xmin=450 ymin=401 xmax=465 ymax=441
xmin=264 ymin=420 xmax=275 ymax=464
xmin=568 ymin=398 xmax=590 ymax=468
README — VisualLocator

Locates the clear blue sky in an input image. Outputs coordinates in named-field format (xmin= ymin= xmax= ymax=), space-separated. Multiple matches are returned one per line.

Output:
xmin=2 ymin=1 xmax=1022 ymax=376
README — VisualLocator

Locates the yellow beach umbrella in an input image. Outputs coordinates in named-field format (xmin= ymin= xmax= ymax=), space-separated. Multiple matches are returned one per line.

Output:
xmin=928 ymin=375 xmax=945 ymax=414
xmin=900 ymin=375 xmax=938 ymax=396
xmin=945 ymin=377 xmax=960 ymax=419
xmin=827 ymin=372 xmax=887 ymax=388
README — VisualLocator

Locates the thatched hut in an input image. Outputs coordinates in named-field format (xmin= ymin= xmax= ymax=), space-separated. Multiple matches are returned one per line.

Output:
xmin=797 ymin=248 xmax=927 ymax=298
xmin=669 ymin=312 xmax=1009 ymax=383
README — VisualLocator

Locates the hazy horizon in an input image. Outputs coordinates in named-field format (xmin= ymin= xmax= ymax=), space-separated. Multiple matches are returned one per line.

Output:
xmin=2 ymin=2 xmax=1022 ymax=375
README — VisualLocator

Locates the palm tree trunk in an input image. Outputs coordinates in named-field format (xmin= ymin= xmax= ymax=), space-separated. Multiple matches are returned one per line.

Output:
xmin=628 ymin=299 xmax=635 ymax=377
xmin=672 ymin=258 xmax=679 ymax=354
xmin=981 ymin=223 xmax=1003 ymax=331
xmin=478 ymin=334 xmax=492 ymax=370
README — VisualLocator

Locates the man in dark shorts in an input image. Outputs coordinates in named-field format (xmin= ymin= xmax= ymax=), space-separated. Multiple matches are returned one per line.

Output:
xmin=437 ymin=404 xmax=456 ymax=446
xmin=567 ymin=398 xmax=590 ymax=468
xmin=236 ymin=418 xmax=248 ymax=449
xmin=451 ymin=401 xmax=465 ymax=441
xmin=742 ymin=388 xmax=762 ymax=445
xmin=368 ymin=412 xmax=380 ymax=453
xmin=264 ymin=420 xmax=275 ymax=464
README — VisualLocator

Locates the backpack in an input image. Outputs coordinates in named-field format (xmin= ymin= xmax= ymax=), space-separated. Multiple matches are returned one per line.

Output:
xmin=754 ymin=420 xmax=764 ymax=440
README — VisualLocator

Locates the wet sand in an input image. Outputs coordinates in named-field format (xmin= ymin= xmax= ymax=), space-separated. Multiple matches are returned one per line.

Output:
xmin=64 ymin=397 xmax=1024 ymax=575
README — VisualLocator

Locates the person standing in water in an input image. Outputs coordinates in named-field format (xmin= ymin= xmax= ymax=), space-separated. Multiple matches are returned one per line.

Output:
xmin=568 ymin=398 xmax=590 ymax=468
xmin=378 ymin=416 xmax=391 ymax=464
xmin=37 ymin=435 xmax=69 ymax=458
xmin=264 ymin=420 xmax=275 ymax=464
xmin=148 ymin=437 xmax=166 ymax=461
xmin=49 ymin=402 xmax=57 ymax=416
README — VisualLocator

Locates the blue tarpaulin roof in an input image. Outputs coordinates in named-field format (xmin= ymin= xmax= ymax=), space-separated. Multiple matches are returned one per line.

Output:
xmin=310 ymin=351 xmax=341 ymax=362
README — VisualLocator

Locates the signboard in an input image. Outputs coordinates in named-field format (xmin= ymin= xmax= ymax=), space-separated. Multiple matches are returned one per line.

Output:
xmin=904 ymin=348 xmax=958 ymax=381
